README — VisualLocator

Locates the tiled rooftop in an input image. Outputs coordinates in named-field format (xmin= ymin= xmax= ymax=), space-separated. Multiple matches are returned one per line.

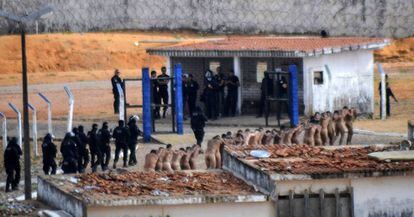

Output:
xmin=148 ymin=36 xmax=389 ymax=57
xmin=225 ymin=144 xmax=414 ymax=176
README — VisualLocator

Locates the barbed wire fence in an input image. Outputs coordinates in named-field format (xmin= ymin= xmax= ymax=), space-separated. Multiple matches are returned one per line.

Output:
xmin=0 ymin=0 xmax=414 ymax=37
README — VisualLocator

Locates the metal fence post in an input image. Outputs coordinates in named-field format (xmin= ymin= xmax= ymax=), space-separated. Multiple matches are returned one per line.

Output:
xmin=174 ymin=64 xmax=184 ymax=135
xmin=8 ymin=103 xmax=22 ymax=147
xmin=38 ymin=93 xmax=53 ymax=135
xmin=289 ymin=65 xmax=299 ymax=127
xmin=0 ymin=112 xmax=7 ymax=151
xmin=28 ymin=104 xmax=38 ymax=157
xmin=142 ymin=68 xmax=152 ymax=142
xmin=64 ymin=86 xmax=74 ymax=132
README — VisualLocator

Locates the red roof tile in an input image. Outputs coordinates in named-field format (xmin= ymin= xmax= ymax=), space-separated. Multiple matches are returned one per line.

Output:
xmin=147 ymin=36 xmax=389 ymax=57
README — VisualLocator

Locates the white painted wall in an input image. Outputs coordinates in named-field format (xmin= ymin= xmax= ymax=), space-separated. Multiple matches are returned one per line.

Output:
xmin=352 ymin=176 xmax=414 ymax=217
xmin=276 ymin=175 xmax=414 ymax=217
xmin=89 ymin=201 xmax=276 ymax=217
xmin=303 ymin=50 xmax=375 ymax=115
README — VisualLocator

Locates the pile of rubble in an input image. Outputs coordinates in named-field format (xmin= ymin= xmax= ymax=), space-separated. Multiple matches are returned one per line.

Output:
xmin=0 ymin=200 xmax=36 ymax=216
xmin=76 ymin=171 xmax=255 ymax=197
xmin=227 ymin=144 xmax=414 ymax=174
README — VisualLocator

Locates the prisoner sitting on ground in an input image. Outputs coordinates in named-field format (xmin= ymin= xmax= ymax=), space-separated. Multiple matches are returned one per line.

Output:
xmin=162 ymin=144 xmax=174 ymax=172
xmin=291 ymin=124 xmax=304 ymax=145
xmin=171 ymin=148 xmax=185 ymax=171
xmin=190 ymin=144 xmax=203 ymax=170
xmin=155 ymin=147 xmax=165 ymax=171
xmin=180 ymin=147 xmax=192 ymax=170
xmin=144 ymin=150 xmax=158 ymax=172
xmin=303 ymin=123 xmax=317 ymax=147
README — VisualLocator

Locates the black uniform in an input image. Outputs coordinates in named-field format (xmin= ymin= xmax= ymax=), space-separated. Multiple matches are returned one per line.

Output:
xmin=257 ymin=75 xmax=274 ymax=117
xmin=112 ymin=121 xmax=130 ymax=168
xmin=4 ymin=138 xmax=22 ymax=192
xmin=157 ymin=73 xmax=170 ymax=118
xmin=191 ymin=108 xmax=207 ymax=145
xmin=276 ymin=76 xmax=289 ymax=118
xmin=61 ymin=133 xmax=78 ymax=174
xmin=151 ymin=77 xmax=161 ymax=119
xmin=77 ymin=126 xmax=90 ymax=173
xmin=98 ymin=123 xmax=111 ymax=170
xmin=203 ymin=71 xmax=219 ymax=120
xmin=41 ymin=134 xmax=57 ymax=175
xmin=225 ymin=74 xmax=239 ymax=117
xmin=215 ymin=73 xmax=226 ymax=116
xmin=128 ymin=118 xmax=142 ymax=166
xmin=186 ymin=79 xmax=199 ymax=116
xmin=111 ymin=74 xmax=123 ymax=114
xmin=88 ymin=126 xmax=102 ymax=172
xmin=378 ymin=82 xmax=398 ymax=116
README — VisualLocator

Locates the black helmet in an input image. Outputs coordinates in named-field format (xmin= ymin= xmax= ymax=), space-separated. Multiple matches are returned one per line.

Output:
xmin=118 ymin=120 xmax=124 ymax=126
xmin=44 ymin=133 xmax=53 ymax=142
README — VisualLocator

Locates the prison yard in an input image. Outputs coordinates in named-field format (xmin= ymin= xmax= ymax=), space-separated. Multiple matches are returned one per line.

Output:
xmin=0 ymin=4 xmax=414 ymax=217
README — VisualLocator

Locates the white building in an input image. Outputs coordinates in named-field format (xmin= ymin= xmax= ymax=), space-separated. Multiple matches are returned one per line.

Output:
xmin=148 ymin=37 xmax=389 ymax=116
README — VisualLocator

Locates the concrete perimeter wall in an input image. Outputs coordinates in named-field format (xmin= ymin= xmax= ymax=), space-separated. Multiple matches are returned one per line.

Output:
xmin=1 ymin=0 xmax=414 ymax=37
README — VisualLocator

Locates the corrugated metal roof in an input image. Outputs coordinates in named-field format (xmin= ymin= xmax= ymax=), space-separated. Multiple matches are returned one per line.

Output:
xmin=147 ymin=36 xmax=390 ymax=57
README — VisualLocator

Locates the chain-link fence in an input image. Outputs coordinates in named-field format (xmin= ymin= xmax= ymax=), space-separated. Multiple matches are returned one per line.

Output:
xmin=1 ymin=0 xmax=414 ymax=37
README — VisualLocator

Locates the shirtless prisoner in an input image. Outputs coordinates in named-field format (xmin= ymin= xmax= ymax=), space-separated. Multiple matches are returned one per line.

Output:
xmin=171 ymin=148 xmax=185 ymax=171
xmin=162 ymin=144 xmax=174 ymax=172
xmin=190 ymin=144 xmax=202 ymax=170
xmin=155 ymin=147 xmax=165 ymax=171
xmin=343 ymin=107 xmax=356 ymax=145
xmin=205 ymin=136 xmax=221 ymax=169
xmin=144 ymin=150 xmax=158 ymax=171
xmin=333 ymin=110 xmax=347 ymax=145
xmin=180 ymin=147 xmax=192 ymax=170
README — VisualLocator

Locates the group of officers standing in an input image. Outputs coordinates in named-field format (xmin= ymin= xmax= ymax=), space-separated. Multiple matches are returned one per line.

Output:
xmin=148 ymin=66 xmax=240 ymax=121
xmin=201 ymin=66 xmax=240 ymax=120
xmin=58 ymin=117 xmax=142 ymax=174
xmin=3 ymin=117 xmax=141 ymax=192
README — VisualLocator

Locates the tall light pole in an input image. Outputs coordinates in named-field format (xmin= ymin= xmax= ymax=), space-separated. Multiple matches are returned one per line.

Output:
xmin=0 ymin=4 xmax=54 ymax=200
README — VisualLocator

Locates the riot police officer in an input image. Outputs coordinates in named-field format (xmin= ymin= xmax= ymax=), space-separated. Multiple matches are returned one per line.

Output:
xmin=99 ymin=122 xmax=111 ymax=170
xmin=4 ymin=137 xmax=22 ymax=192
xmin=77 ymin=125 xmax=90 ymax=173
xmin=203 ymin=70 xmax=218 ymax=120
xmin=111 ymin=69 xmax=124 ymax=114
xmin=151 ymin=70 xmax=161 ymax=119
xmin=88 ymin=124 xmax=102 ymax=172
xmin=113 ymin=120 xmax=130 ymax=169
xmin=128 ymin=116 xmax=142 ymax=166
xmin=61 ymin=133 xmax=78 ymax=174
xmin=191 ymin=107 xmax=207 ymax=145
xmin=215 ymin=66 xmax=226 ymax=117
xmin=225 ymin=69 xmax=240 ymax=117
xmin=186 ymin=74 xmax=199 ymax=116
xmin=257 ymin=73 xmax=274 ymax=117
xmin=41 ymin=134 xmax=57 ymax=175
xmin=157 ymin=67 xmax=170 ymax=118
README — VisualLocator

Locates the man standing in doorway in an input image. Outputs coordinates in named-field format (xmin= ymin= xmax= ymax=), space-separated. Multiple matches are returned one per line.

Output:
xmin=257 ymin=73 xmax=274 ymax=118
xmin=157 ymin=67 xmax=170 ymax=118
xmin=215 ymin=66 xmax=226 ymax=117
xmin=187 ymin=74 xmax=199 ymax=116
xmin=226 ymin=69 xmax=240 ymax=117
xmin=111 ymin=69 xmax=124 ymax=114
